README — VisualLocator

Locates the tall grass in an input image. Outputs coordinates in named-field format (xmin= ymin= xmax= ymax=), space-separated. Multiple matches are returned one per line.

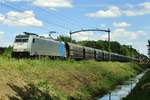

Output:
xmin=0 ymin=56 xmax=142 ymax=99
xmin=1 ymin=46 xmax=12 ymax=58
xmin=123 ymin=70 xmax=150 ymax=100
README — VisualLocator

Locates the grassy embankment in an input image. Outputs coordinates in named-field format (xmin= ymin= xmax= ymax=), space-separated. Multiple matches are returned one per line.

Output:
xmin=0 ymin=49 xmax=143 ymax=100
xmin=123 ymin=69 xmax=150 ymax=100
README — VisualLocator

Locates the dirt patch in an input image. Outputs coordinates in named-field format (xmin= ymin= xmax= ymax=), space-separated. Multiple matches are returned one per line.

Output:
xmin=0 ymin=81 xmax=15 ymax=100
xmin=0 ymin=70 xmax=26 ymax=100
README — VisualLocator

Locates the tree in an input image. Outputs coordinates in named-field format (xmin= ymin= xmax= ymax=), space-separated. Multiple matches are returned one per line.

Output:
xmin=120 ymin=45 xmax=130 ymax=56
xmin=78 ymin=40 xmax=140 ymax=57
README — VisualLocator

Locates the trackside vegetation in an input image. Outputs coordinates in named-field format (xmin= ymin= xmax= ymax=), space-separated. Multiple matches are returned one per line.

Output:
xmin=0 ymin=52 xmax=143 ymax=100
xmin=123 ymin=70 xmax=150 ymax=100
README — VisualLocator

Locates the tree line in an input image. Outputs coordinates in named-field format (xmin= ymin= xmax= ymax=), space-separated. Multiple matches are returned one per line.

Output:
xmin=57 ymin=35 xmax=140 ymax=57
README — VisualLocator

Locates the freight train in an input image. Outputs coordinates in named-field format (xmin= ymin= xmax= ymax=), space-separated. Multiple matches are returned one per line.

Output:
xmin=11 ymin=32 xmax=139 ymax=62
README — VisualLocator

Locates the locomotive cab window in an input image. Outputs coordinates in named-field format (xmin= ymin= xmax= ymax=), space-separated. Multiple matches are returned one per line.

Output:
xmin=15 ymin=38 xmax=28 ymax=42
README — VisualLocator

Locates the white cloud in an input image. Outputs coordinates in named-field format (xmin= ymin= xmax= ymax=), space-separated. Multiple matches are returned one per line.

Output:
xmin=0 ymin=14 xmax=5 ymax=22
xmin=112 ymin=28 xmax=146 ymax=40
xmin=72 ymin=31 xmax=94 ymax=41
xmin=2 ymin=0 xmax=31 ymax=3
xmin=4 ymin=0 xmax=73 ymax=9
xmin=142 ymin=2 xmax=150 ymax=9
xmin=113 ymin=22 xmax=131 ymax=28
xmin=3 ymin=0 xmax=20 ymax=1
xmin=87 ymin=2 xmax=150 ymax=18
xmin=0 ymin=31 xmax=4 ymax=35
xmin=86 ymin=6 xmax=122 ymax=18
xmin=124 ymin=8 xmax=150 ymax=16
xmin=32 ymin=0 xmax=73 ymax=9
xmin=0 ymin=10 xmax=43 ymax=27
xmin=126 ymin=3 xmax=150 ymax=16
xmin=125 ymin=3 xmax=148 ymax=16
xmin=99 ymin=28 xmax=147 ymax=41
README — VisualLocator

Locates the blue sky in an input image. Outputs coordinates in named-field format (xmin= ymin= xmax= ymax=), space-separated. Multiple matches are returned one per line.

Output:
xmin=0 ymin=0 xmax=150 ymax=55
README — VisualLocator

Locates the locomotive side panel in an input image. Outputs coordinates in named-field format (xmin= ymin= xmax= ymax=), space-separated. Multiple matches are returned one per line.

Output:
xmin=30 ymin=37 xmax=66 ymax=58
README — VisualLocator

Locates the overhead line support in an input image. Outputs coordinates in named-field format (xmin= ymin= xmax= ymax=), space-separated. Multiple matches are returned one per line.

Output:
xmin=69 ymin=28 xmax=111 ymax=61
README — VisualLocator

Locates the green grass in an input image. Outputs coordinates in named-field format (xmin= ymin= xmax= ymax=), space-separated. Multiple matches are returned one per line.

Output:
xmin=123 ymin=70 xmax=150 ymax=100
xmin=0 ymin=56 xmax=143 ymax=100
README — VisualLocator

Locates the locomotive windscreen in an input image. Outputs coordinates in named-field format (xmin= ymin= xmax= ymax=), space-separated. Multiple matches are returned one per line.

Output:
xmin=15 ymin=35 xmax=29 ymax=42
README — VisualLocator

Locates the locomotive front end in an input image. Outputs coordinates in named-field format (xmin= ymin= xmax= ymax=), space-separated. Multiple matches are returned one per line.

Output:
xmin=12 ymin=34 xmax=31 ymax=57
